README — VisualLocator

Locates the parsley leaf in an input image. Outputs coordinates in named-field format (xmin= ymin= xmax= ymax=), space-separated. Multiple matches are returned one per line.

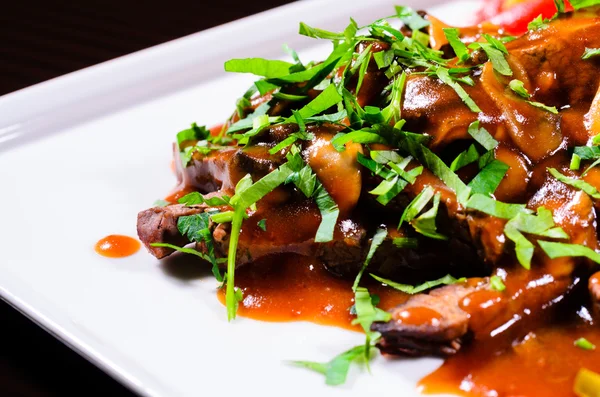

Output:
xmin=574 ymin=337 xmax=597 ymax=351
xmin=395 ymin=6 xmax=430 ymax=31
xmin=298 ymin=22 xmax=347 ymax=41
xmin=466 ymin=194 xmax=531 ymax=219
xmin=509 ymin=79 xmax=531 ymax=99
xmin=505 ymin=207 xmax=568 ymax=269
xmin=539 ymin=240 xmax=600 ymax=264
xmin=406 ymin=141 xmax=472 ymax=206
xmin=569 ymin=0 xmax=600 ymax=10
xmin=471 ymin=41 xmax=512 ymax=76
xmin=150 ymin=242 xmax=224 ymax=266
xmin=528 ymin=100 xmax=558 ymax=114
xmin=370 ymin=273 xmax=466 ymax=294
xmin=353 ymin=228 xmax=388 ymax=291
xmin=393 ymin=237 xmax=419 ymax=248
xmin=176 ymin=123 xmax=210 ymax=148
xmin=582 ymin=48 xmax=600 ymax=60
xmin=153 ymin=199 xmax=170 ymax=207
xmin=490 ymin=275 xmax=506 ymax=291
xmin=436 ymin=67 xmax=481 ymax=113
xmin=508 ymin=79 xmax=558 ymax=114
xmin=177 ymin=213 xmax=223 ymax=281
xmin=292 ymin=344 xmax=373 ymax=386
xmin=178 ymin=192 xmax=230 ymax=207
xmin=468 ymin=121 xmax=498 ymax=151
xmin=528 ymin=14 xmax=549 ymax=31
xmin=443 ymin=28 xmax=469 ymax=62
xmin=314 ymin=181 xmax=340 ymax=242
xmin=450 ymin=144 xmax=480 ymax=171
xmin=412 ymin=192 xmax=447 ymax=240
xmin=571 ymin=154 xmax=582 ymax=171
xmin=289 ymin=84 xmax=343 ymax=120
xmin=398 ymin=186 xmax=435 ymax=229
xmin=468 ymin=160 xmax=509 ymax=196
xmin=224 ymin=58 xmax=294 ymax=78
xmin=549 ymin=168 xmax=600 ymax=199
xmin=257 ymin=219 xmax=267 ymax=231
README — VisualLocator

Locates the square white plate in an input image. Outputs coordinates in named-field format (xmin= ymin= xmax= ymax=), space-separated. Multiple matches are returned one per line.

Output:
xmin=0 ymin=1 xmax=479 ymax=396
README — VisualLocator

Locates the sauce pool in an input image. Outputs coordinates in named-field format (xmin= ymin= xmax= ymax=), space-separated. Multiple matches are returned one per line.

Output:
xmin=95 ymin=235 xmax=141 ymax=258
xmin=217 ymin=255 xmax=408 ymax=330
xmin=214 ymin=254 xmax=600 ymax=396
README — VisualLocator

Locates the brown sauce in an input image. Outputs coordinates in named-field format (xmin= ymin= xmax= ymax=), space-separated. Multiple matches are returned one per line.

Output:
xmin=215 ymin=254 xmax=599 ymax=396
xmin=95 ymin=235 xmax=141 ymax=258
xmin=394 ymin=307 xmax=443 ymax=326
xmin=420 ymin=322 xmax=600 ymax=397
xmin=217 ymin=255 xmax=408 ymax=330
xmin=165 ymin=185 xmax=196 ymax=204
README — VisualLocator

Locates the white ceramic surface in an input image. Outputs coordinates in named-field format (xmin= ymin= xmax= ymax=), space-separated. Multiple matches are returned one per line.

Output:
xmin=0 ymin=1 xmax=479 ymax=396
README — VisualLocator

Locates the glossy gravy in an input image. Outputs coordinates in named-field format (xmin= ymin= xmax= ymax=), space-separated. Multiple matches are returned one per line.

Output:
xmin=217 ymin=255 xmax=600 ymax=396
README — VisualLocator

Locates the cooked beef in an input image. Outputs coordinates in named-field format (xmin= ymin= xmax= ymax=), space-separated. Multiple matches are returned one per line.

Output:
xmin=137 ymin=204 xmax=207 ymax=259
xmin=373 ymin=282 xmax=480 ymax=356
xmin=137 ymin=9 xmax=600 ymax=360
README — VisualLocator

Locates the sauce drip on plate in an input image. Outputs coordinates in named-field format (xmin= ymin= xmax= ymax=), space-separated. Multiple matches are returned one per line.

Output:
xmin=95 ymin=235 xmax=141 ymax=258
xmin=214 ymin=254 xmax=600 ymax=396
xmin=217 ymin=255 xmax=408 ymax=330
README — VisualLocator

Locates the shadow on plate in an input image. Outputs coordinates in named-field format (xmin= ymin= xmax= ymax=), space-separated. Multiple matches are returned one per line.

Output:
xmin=159 ymin=251 xmax=213 ymax=281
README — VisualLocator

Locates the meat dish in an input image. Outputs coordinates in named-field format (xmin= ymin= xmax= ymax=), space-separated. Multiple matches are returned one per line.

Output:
xmin=136 ymin=1 xmax=600 ymax=395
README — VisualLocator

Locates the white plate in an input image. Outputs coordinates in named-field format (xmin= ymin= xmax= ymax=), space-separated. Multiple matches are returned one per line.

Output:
xmin=0 ymin=1 xmax=479 ymax=396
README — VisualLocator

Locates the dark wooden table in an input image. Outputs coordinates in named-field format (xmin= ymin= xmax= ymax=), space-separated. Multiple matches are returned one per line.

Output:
xmin=0 ymin=1 xmax=295 ymax=395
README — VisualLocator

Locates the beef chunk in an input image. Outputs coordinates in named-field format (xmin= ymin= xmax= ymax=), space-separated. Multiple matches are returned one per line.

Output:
xmin=137 ymin=204 xmax=207 ymax=259
xmin=372 ymin=282 xmax=480 ymax=356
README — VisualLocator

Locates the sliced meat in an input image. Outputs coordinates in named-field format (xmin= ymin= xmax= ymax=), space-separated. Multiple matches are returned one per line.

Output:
xmin=137 ymin=204 xmax=207 ymax=259
xmin=373 ymin=282 xmax=481 ymax=356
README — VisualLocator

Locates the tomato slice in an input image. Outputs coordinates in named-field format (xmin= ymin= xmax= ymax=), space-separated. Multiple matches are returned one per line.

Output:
xmin=479 ymin=0 xmax=573 ymax=35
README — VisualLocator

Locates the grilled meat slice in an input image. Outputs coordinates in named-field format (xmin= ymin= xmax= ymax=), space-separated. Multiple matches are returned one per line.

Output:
xmin=373 ymin=282 xmax=481 ymax=356
xmin=137 ymin=204 xmax=208 ymax=259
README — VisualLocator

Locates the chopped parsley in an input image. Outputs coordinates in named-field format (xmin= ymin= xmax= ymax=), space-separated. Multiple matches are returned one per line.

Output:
xmin=466 ymin=194 xmax=531 ymax=219
xmin=443 ymin=28 xmax=469 ymax=62
xmin=257 ymin=219 xmax=267 ymax=231
xmin=582 ymin=48 xmax=600 ymax=60
xmin=468 ymin=121 xmax=498 ymax=151
xmin=539 ymin=240 xmax=600 ymax=265
xmin=505 ymin=207 xmax=568 ymax=269
xmin=528 ymin=15 xmax=549 ymax=31
xmin=574 ymin=337 xmax=597 ymax=351
xmin=224 ymin=58 xmax=294 ymax=78
xmin=467 ymin=160 xmax=509 ymax=196
xmin=353 ymin=228 xmax=388 ymax=291
xmin=508 ymin=79 xmax=558 ymax=114
xmin=292 ymin=343 xmax=375 ymax=386
xmin=370 ymin=273 xmax=466 ymax=294
xmin=490 ymin=275 xmax=506 ymax=291
xmin=549 ymin=168 xmax=600 ymax=199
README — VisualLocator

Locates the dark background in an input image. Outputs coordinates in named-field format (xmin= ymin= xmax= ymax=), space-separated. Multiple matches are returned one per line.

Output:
xmin=0 ymin=1 xmax=294 ymax=396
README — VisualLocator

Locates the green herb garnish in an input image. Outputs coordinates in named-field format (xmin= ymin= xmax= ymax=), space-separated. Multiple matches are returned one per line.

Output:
xmin=539 ymin=240 xmax=600 ymax=264
xmin=443 ymin=28 xmax=469 ymax=62
xmin=257 ymin=219 xmax=267 ymax=231
xmin=370 ymin=273 xmax=466 ymax=294
xmin=574 ymin=337 xmax=597 ymax=351
xmin=582 ymin=48 xmax=600 ymax=60
xmin=528 ymin=15 xmax=549 ymax=30
xmin=490 ymin=275 xmax=506 ymax=291
xmin=224 ymin=58 xmax=294 ymax=78
xmin=549 ymin=168 xmax=600 ymax=199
